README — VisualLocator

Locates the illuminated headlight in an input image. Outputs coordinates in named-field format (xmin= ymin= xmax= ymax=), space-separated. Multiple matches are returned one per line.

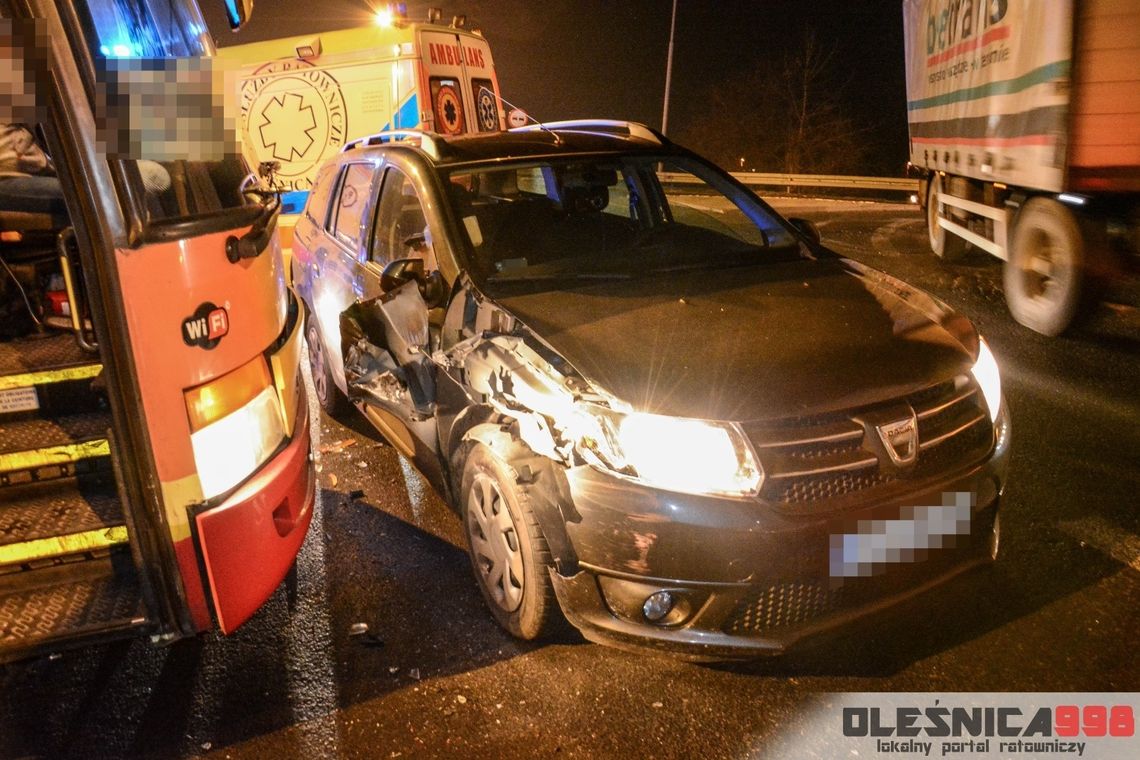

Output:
xmin=572 ymin=405 xmax=763 ymax=497
xmin=971 ymin=338 xmax=1002 ymax=424
xmin=186 ymin=357 xmax=286 ymax=499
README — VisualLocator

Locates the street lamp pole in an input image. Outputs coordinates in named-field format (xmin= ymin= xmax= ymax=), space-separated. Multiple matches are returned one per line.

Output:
xmin=661 ymin=0 xmax=677 ymax=135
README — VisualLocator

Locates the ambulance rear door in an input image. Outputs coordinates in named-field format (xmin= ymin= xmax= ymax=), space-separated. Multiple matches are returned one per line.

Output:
xmin=417 ymin=28 xmax=503 ymax=136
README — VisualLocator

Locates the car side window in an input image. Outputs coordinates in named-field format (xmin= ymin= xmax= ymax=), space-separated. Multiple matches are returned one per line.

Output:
xmin=305 ymin=164 xmax=337 ymax=227
xmin=369 ymin=168 xmax=436 ymax=271
xmin=332 ymin=163 xmax=378 ymax=251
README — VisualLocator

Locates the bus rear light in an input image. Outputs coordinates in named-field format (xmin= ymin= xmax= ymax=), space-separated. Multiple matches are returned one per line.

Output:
xmin=185 ymin=356 xmax=273 ymax=432
xmin=185 ymin=357 xmax=285 ymax=499
xmin=191 ymin=386 xmax=285 ymax=499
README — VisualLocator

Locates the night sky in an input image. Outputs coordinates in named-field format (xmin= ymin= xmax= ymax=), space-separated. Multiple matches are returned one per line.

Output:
xmin=202 ymin=0 xmax=909 ymax=172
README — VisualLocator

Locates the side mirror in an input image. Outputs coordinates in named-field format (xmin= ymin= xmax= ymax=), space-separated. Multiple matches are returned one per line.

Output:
xmin=380 ymin=258 xmax=448 ymax=309
xmin=380 ymin=257 xmax=425 ymax=293
xmin=223 ymin=0 xmax=255 ymax=31
xmin=788 ymin=217 xmax=821 ymax=247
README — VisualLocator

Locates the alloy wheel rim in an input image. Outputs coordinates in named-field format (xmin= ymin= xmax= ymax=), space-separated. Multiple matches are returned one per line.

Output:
xmin=467 ymin=472 xmax=524 ymax=612
xmin=307 ymin=324 xmax=329 ymax=403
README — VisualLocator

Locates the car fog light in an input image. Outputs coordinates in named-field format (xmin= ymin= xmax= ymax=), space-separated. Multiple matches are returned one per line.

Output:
xmin=643 ymin=591 xmax=675 ymax=623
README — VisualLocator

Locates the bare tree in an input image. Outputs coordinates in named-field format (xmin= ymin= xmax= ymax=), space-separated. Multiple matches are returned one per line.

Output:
xmin=674 ymin=31 xmax=873 ymax=176
xmin=779 ymin=32 xmax=872 ymax=174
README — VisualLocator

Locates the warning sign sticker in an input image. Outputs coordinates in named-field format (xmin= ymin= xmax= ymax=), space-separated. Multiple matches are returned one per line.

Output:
xmin=0 ymin=386 xmax=39 ymax=414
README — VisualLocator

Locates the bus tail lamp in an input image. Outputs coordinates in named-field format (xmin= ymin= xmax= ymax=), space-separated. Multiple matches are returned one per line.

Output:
xmin=186 ymin=356 xmax=285 ymax=499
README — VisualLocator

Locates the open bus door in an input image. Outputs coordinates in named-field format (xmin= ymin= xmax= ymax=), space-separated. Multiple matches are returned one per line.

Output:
xmin=0 ymin=0 xmax=314 ymax=663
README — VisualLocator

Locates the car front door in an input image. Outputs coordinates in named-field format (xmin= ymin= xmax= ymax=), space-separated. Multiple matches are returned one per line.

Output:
xmin=309 ymin=161 xmax=380 ymax=391
xmin=342 ymin=165 xmax=442 ymax=462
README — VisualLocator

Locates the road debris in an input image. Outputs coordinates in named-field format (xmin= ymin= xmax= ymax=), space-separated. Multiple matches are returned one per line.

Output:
xmin=319 ymin=438 xmax=357 ymax=454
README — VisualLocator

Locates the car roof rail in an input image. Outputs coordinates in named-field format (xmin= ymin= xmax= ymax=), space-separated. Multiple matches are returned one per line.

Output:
xmin=342 ymin=129 xmax=443 ymax=160
xmin=510 ymin=119 xmax=665 ymax=145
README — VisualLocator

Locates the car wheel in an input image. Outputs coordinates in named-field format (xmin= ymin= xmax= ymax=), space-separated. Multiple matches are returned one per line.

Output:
xmin=927 ymin=174 xmax=970 ymax=262
xmin=460 ymin=443 xmax=562 ymax=640
xmin=1004 ymin=197 xmax=1086 ymax=337
xmin=306 ymin=312 xmax=351 ymax=417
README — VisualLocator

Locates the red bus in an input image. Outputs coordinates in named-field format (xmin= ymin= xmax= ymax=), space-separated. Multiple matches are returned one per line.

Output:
xmin=0 ymin=0 xmax=314 ymax=662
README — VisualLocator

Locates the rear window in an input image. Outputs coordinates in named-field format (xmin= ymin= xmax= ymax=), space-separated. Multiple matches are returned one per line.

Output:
xmin=472 ymin=79 xmax=500 ymax=132
xmin=429 ymin=77 xmax=466 ymax=136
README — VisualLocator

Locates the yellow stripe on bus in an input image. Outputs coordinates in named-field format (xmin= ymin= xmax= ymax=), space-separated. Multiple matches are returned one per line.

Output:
xmin=0 ymin=364 xmax=103 ymax=391
xmin=0 ymin=525 xmax=129 ymax=566
xmin=0 ymin=439 xmax=110 ymax=474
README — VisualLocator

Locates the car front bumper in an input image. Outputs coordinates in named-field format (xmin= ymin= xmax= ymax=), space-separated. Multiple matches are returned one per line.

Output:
xmin=550 ymin=450 xmax=1005 ymax=660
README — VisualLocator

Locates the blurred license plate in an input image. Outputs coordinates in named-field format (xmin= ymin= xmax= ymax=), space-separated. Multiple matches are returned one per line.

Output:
xmin=0 ymin=386 xmax=39 ymax=413
xmin=829 ymin=493 xmax=973 ymax=578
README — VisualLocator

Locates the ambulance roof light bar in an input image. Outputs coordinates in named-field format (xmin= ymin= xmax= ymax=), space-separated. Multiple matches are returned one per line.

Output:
xmin=512 ymin=119 xmax=665 ymax=146
xmin=342 ymin=130 xmax=443 ymax=160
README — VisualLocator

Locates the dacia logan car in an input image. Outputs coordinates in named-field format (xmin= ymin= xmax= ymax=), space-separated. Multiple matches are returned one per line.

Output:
xmin=292 ymin=120 xmax=1011 ymax=658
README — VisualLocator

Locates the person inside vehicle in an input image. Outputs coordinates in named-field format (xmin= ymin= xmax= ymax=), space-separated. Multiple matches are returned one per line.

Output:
xmin=1 ymin=123 xmax=172 ymax=216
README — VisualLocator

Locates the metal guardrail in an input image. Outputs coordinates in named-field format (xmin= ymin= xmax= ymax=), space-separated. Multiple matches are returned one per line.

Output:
xmin=661 ymin=172 xmax=919 ymax=193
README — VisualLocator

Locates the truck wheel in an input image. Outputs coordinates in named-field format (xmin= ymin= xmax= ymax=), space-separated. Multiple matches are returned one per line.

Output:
xmin=460 ymin=443 xmax=563 ymax=640
xmin=927 ymin=174 xmax=970 ymax=262
xmin=1004 ymin=197 xmax=1085 ymax=337
xmin=306 ymin=313 xmax=351 ymax=416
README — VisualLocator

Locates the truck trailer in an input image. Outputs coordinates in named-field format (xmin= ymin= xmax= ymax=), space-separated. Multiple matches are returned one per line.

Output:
xmin=904 ymin=0 xmax=1139 ymax=335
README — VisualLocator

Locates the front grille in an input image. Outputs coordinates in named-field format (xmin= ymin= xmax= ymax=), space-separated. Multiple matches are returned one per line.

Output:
xmin=745 ymin=377 xmax=993 ymax=509
xmin=724 ymin=582 xmax=833 ymax=632
xmin=722 ymin=527 xmax=994 ymax=637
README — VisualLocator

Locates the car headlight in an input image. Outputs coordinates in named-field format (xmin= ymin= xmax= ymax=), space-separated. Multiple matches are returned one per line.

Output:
xmin=185 ymin=356 xmax=286 ymax=499
xmin=971 ymin=337 xmax=1002 ymax=424
xmin=571 ymin=404 xmax=763 ymax=497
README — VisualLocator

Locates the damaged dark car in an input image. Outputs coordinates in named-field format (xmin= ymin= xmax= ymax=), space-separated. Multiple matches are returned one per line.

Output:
xmin=292 ymin=121 xmax=1011 ymax=658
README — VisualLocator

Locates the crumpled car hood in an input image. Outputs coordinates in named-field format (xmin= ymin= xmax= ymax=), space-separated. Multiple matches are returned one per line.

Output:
xmin=488 ymin=258 xmax=978 ymax=422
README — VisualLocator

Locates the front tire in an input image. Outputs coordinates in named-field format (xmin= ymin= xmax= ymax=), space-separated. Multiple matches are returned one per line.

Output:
xmin=460 ymin=444 xmax=562 ymax=640
xmin=927 ymin=174 xmax=970 ymax=262
xmin=306 ymin=312 xmax=351 ymax=416
xmin=1004 ymin=197 xmax=1086 ymax=337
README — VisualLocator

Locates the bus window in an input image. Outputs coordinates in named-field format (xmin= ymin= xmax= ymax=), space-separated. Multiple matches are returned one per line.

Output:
xmin=78 ymin=0 xmax=252 ymax=229
xmin=85 ymin=0 xmax=212 ymax=59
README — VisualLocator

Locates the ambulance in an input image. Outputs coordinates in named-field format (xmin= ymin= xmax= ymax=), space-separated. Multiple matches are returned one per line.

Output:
xmin=217 ymin=8 xmax=506 ymax=251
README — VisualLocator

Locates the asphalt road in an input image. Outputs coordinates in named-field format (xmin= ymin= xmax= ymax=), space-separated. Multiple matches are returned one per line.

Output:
xmin=2 ymin=199 xmax=1138 ymax=759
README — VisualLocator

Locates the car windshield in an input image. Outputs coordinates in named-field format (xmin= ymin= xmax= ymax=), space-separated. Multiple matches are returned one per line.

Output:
xmin=445 ymin=155 xmax=804 ymax=289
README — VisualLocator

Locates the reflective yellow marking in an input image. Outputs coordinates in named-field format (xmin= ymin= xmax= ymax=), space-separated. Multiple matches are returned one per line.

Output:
xmin=0 ymin=364 xmax=102 ymax=391
xmin=0 ymin=439 xmax=110 ymax=474
xmin=0 ymin=525 xmax=129 ymax=565
xmin=160 ymin=473 xmax=203 ymax=544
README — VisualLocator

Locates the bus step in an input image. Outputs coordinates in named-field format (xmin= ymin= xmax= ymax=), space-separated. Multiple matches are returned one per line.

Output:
xmin=0 ymin=411 xmax=113 ymax=487
xmin=0 ymin=476 xmax=127 ymax=569
xmin=0 ymin=332 xmax=101 ymax=388
xmin=0 ymin=552 xmax=148 ymax=664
